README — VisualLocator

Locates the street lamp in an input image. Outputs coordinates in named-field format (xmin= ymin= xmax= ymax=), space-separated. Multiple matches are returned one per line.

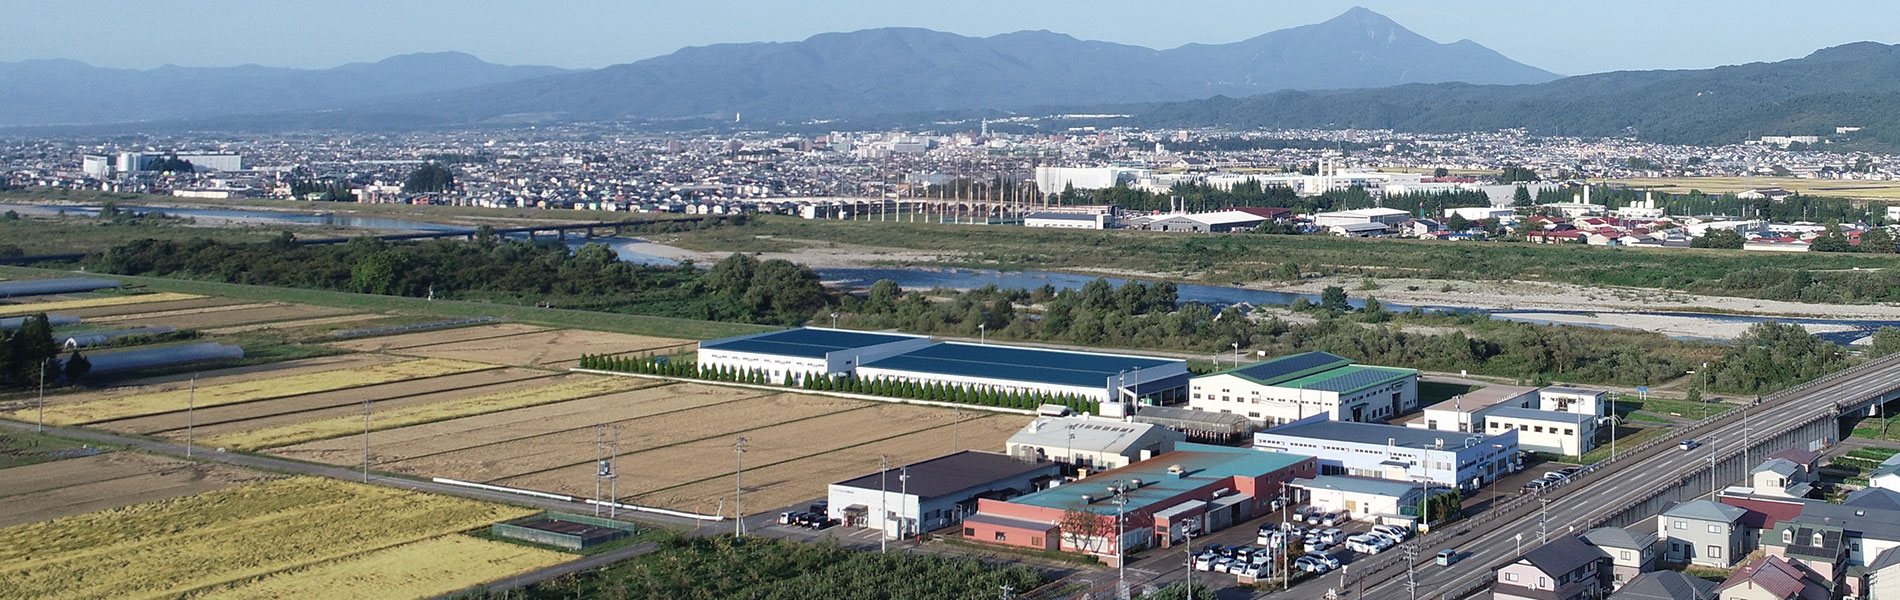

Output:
xmin=734 ymin=437 xmax=748 ymax=538
xmin=978 ymin=323 xmax=987 ymax=345
xmin=1232 ymin=343 xmax=1240 ymax=365
xmin=830 ymin=312 xmax=839 ymax=328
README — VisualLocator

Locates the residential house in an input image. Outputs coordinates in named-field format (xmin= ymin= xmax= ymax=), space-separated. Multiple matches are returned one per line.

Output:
xmin=1494 ymin=534 xmax=1613 ymax=600
xmin=1659 ymin=500 xmax=1750 ymax=567
xmin=1613 ymin=571 xmax=1717 ymax=600
xmin=1868 ymin=547 xmax=1900 ymax=599
xmin=1584 ymin=526 xmax=1660 ymax=589
xmin=1715 ymin=555 xmax=1831 ymax=600
xmin=1748 ymin=458 xmax=1814 ymax=498
xmin=1763 ymin=516 xmax=1849 ymax=596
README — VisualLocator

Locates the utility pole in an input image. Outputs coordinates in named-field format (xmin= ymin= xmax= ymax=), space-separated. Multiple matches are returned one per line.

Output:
xmin=1183 ymin=516 xmax=1196 ymax=600
xmin=1113 ymin=482 xmax=1128 ymax=600
xmin=899 ymin=465 xmax=911 ymax=542
xmin=1403 ymin=544 xmax=1420 ymax=600
xmin=36 ymin=360 xmax=46 ymax=433
xmin=733 ymin=437 xmax=748 ymax=538
xmin=362 ymin=395 xmax=371 ymax=483
xmin=186 ymin=375 xmax=196 ymax=459
xmin=610 ymin=425 xmax=620 ymax=519
xmin=879 ymin=454 xmax=890 ymax=553
xmin=953 ymin=405 xmax=961 ymax=452
xmin=1280 ymin=488 xmax=1291 ymax=591
xmin=1539 ymin=498 xmax=1550 ymax=543
xmin=594 ymin=425 xmax=605 ymax=517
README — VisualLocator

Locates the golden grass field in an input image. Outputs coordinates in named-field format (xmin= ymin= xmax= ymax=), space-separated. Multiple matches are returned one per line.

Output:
xmin=0 ymin=453 xmax=275 ymax=528
xmin=1610 ymin=176 xmax=1900 ymax=200
xmin=381 ymin=328 xmax=694 ymax=367
xmin=0 ymin=477 xmax=537 ymax=600
xmin=203 ymin=375 xmax=658 ymax=450
xmin=0 ymin=292 xmax=204 ymax=317
xmin=12 ymin=358 xmax=495 ymax=425
xmin=326 ymin=323 xmax=552 ymax=353
xmin=121 ymin=369 xmax=559 ymax=438
xmin=187 ymin=535 xmax=568 ymax=600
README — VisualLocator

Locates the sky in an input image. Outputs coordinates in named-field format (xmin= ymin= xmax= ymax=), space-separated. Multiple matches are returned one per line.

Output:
xmin=8 ymin=0 xmax=1899 ymax=76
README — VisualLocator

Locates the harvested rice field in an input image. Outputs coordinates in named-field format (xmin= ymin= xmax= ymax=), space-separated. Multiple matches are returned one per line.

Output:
xmin=384 ymin=328 xmax=693 ymax=367
xmin=326 ymin=323 xmax=552 ymax=353
xmin=200 ymin=313 xmax=389 ymax=335
xmin=634 ymin=413 xmax=1026 ymax=512
xmin=0 ymin=452 xmax=275 ymax=528
xmin=13 ymin=358 xmax=495 ymax=425
xmin=270 ymin=382 xmax=777 ymax=466
xmin=102 ymin=368 xmax=558 ymax=436
xmin=104 ymin=303 xmax=355 ymax=330
xmin=203 ymin=375 xmax=659 ymax=450
xmin=0 ymin=355 xmax=402 ymax=413
xmin=45 ymin=296 xmax=248 ymax=319
xmin=397 ymin=392 xmax=863 ymax=485
xmin=0 ymin=292 xmax=204 ymax=317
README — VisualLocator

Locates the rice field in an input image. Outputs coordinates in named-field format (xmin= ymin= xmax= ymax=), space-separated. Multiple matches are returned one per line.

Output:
xmin=200 ymin=313 xmax=388 ymax=335
xmin=327 ymin=323 xmax=553 ymax=353
xmin=0 ymin=292 xmax=204 ymax=317
xmin=12 ymin=358 xmax=495 ymax=425
xmin=102 ymin=368 xmax=558 ymax=436
xmin=270 ymin=382 xmax=776 ymax=466
xmin=186 ymin=535 xmax=568 ymax=600
xmin=203 ymin=375 xmax=658 ymax=450
xmin=0 ymin=453 xmax=274 ymax=528
xmin=0 ymin=476 xmax=536 ymax=600
xmin=102 ymin=303 xmax=355 ymax=330
xmin=382 ymin=328 xmax=693 ymax=367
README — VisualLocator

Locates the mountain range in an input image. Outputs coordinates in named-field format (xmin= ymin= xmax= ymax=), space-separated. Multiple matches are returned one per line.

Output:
xmin=0 ymin=8 xmax=1553 ymax=127
xmin=0 ymin=52 xmax=575 ymax=127
xmin=1103 ymin=41 xmax=1900 ymax=146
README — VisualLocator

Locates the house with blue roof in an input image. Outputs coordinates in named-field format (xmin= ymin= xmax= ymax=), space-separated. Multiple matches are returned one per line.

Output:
xmin=1188 ymin=351 xmax=1418 ymax=427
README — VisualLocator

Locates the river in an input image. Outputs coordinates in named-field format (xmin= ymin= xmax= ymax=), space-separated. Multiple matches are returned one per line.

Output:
xmin=10 ymin=202 xmax=1891 ymax=344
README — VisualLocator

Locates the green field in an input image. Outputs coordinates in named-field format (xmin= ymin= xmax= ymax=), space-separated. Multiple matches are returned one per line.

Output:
xmin=0 ymin=211 xmax=340 ymax=255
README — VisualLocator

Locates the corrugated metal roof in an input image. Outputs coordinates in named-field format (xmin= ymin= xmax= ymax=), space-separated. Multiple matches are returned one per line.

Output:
xmin=1208 ymin=351 xmax=1351 ymax=386
xmin=1276 ymin=365 xmax=1415 ymax=394
xmin=863 ymin=342 xmax=1177 ymax=388
xmin=1006 ymin=443 xmax=1308 ymax=515
xmin=700 ymin=328 xmax=924 ymax=359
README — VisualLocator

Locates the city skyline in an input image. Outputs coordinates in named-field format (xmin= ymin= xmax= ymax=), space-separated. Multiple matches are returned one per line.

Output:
xmin=8 ymin=0 xmax=1900 ymax=77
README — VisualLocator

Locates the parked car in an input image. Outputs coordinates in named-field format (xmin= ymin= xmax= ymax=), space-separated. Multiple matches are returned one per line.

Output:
xmin=1372 ymin=524 xmax=1413 ymax=540
xmin=1558 ymin=466 xmax=1583 ymax=477
xmin=1294 ymin=556 xmax=1323 ymax=573
xmin=1347 ymin=534 xmax=1385 ymax=555
xmin=1322 ymin=511 xmax=1347 ymax=527
xmin=1322 ymin=528 xmax=1346 ymax=545
xmin=1194 ymin=555 xmax=1217 ymax=571
xmin=1308 ymin=552 xmax=1342 ymax=570
xmin=1233 ymin=562 xmax=1265 ymax=578
xmin=778 ymin=511 xmax=799 ymax=525
xmin=1233 ymin=547 xmax=1256 ymax=562
xmin=1257 ymin=530 xmax=1282 ymax=546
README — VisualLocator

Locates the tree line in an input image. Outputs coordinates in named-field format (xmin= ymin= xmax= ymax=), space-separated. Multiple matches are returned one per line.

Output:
xmin=82 ymin=235 xmax=827 ymax=326
xmin=577 ymin=353 xmax=1105 ymax=415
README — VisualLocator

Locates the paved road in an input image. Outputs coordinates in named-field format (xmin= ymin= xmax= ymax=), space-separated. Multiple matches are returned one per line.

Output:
xmin=1295 ymin=353 xmax=1900 ymax=600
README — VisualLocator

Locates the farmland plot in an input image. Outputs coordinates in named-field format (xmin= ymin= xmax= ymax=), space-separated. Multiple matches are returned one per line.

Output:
xmin=639 ymin=413 xmax=1027 ymax=512
xmin=0 ymin=477 xmax=534 ymax=600
xmin=493 ymin=399 xmax=967 ymax=501
xmin=0 ymin=453 xmax=273 ymax=528
xmin=0 ymin=292 xmax=204 ymax=317
xmin=12 ymin=358 xmax=494 ymax=425
xmin=105 ymin=303 xmax=354 ymax=330
xmin=188 ymin=535 xmax=567 ymax=600
xmin=414 ymin=393 xmax=863 ymax=485
xmin=103 ymin=368 xmax=557 ymax=436
xmin=204 ymin=375 xmax=658 ymax=450
xmin=389 ymin=328 xmax=693 ymax=367
xmin=327 ymin=323 xmax=552 ymax=353
xmin=270 ymin=382 xmax=774 ymax=466
xmin=83 ymin=302 xmax=276 ymax=324
xmin=200 ymin=313 xmax=388 ymax=335
xmin=48 ymin=296 xmax=247 ymax=318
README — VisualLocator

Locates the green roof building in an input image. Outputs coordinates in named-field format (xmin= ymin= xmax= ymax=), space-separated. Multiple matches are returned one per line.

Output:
xmin=1187 ymin=351 xmax=1418 ymax=427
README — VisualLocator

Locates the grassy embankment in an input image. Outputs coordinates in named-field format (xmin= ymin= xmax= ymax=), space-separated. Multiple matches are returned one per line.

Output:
xmin=661 ymin=216 xmax=1900 ymax=296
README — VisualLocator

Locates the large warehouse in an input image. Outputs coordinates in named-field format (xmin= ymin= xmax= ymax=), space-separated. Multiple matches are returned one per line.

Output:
xmin=857 ymin=342 xmax=1190 ymax=405
xmin=696 ymin=327 xmax=931 ymax=384
xmin=1188 ymin=351 xmax=1418 ymax=426
xmin=827 ymin=450 xmax=1060 ymax=540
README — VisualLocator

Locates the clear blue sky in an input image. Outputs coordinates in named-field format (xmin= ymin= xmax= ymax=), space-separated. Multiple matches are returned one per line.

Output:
xmin=9 ymin=0 xmax=1898 ymax=76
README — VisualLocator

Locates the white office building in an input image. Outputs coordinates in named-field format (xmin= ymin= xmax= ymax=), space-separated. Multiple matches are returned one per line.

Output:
xmin=1189 ymin=352 xmax=1417 ymax=426
xmin=1311 ymin=207 xmax=1412 ymax=228
xmin=827 ymin=450 xmax=1059 ymax=539
xmin=1539 ymin=387 xmax=1608 ymax=417
xmin=1033 ymin=166 xmax=1150 ymax=195
xmin=1408 ymin=384 xmax=1540 ymax=433
xmin=1255 ymin=415 xmax=1520 ymax=491
xmin=1482 ymin=407 xmax=1599 ymax=456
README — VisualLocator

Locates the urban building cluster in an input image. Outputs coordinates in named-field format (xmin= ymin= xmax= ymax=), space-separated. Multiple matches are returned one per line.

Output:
xmin=701 ymin=328 xmax=1628 ymax=574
